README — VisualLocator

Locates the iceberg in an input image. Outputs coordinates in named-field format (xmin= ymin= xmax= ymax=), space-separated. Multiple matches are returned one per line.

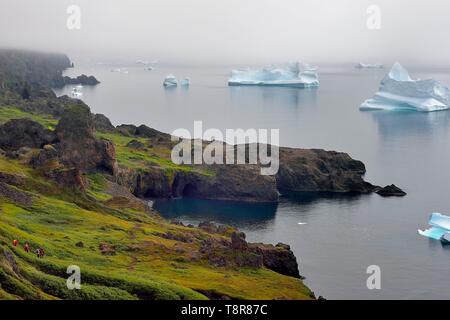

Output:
xmin=163 ymin=74 xmax=178 ymax=87
xmin=418 ymin=213 xmax=450 ymax=243
xmin=71 ymin=87 xmax=83 ymax=97
xmin=228 ymin=62 xmax=319 ymax=88
xmin=360 ymin=62 xmax=450 ymax=112
xmin=181 ymin=77 xmax=190 ymax=87
xmin=356 ymin=63 xmax=384 ymax=69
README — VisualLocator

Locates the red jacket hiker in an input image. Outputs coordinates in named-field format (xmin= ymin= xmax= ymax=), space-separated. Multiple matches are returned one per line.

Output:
xmin=24 ymin=242 xmax=30 ymax=253
xmin=12 ymin=239 xmax=18 ymax=247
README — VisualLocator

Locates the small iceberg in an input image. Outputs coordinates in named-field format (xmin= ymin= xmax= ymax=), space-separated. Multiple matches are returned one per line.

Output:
xmin=228 ymin=62 xmax=319 ymax=88
xmin=418 ymin=213 xmax=450 ymax=244
xmin=144 ymin=66 xmax=154 ymax=71
xmin=356 ymin=63 xmax=384 ymax=69
xmin=163 ymin=74 xmax=178 ymax=87
xmin=111 ymin=68 xmax=121 ymax=73
xmin=71 ymin=87 xmax=83 ymax=97
xmin=360 ymin=62 xmax=450 ymax=112
xmin=181 ymin=77 xmax=190 ymax=87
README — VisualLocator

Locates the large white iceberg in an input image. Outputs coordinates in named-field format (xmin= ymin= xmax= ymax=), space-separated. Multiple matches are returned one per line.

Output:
xmin=360 ymin=62 xmax=450 ymax=112
xmin=418 ymin=213 xmax=450 ymax=242
xmin=228 ymin=62 xmax=319 ymax=88
xmin=163 ymin=74 xmax=178 ymax=87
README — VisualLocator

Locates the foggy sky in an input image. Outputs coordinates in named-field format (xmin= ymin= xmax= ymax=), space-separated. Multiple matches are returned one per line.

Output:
xmin=0 ymin=0 xmax=448 ymax=65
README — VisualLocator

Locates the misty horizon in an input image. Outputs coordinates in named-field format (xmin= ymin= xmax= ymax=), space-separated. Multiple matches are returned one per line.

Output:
xmin=1 ymin=0 xmax=450 ymax=66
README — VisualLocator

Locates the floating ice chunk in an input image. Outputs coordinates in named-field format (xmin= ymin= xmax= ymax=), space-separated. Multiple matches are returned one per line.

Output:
xmin=163 ymin=74 xmax=178 ymax=87
xmin=360 ymin=62 xmax=450 ymax=112
xmin=71 ymin=87 xmax=83 ymax=97
xmin=228 ymin=62 xmax=319 ymax=88
xmin=356 ymin=63 xmax=384 ymax=69
xmin=418 ymin=213 xmax=450 ymax=241
xmin=144 ymin=66 xmax=153 ymax=71
xmin=181 ymin=77 xmax=190 ymax=87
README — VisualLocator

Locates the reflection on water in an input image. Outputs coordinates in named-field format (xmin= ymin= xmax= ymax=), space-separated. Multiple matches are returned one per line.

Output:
xmin=368 ymin=110 xmax=450 ymax=141
xmin=153 ymin=197 xmax=278 ymax=229
xmin=229 ymin=86 xmax=318 ymax=110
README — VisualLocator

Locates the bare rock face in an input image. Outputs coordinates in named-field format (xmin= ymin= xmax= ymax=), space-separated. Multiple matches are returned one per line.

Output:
xmin=375 ymin=184 xmax=406 ymax=197
xmin=249 ymin=243 xmax=301 ymax=278
xmin=0 ymin=119 xmax=56 ymax=151
xmin=45 ymin=168 xmax=87 ymax=191
xmin=93 ymin=113 xmax=115 ymax=132
xmin=276 ymin=148 xmax=376 ymax=194
xmin=54 ymin=105 xmax=117 ymax=175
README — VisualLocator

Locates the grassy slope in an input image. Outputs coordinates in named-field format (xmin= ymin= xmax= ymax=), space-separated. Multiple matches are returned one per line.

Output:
xmin=0 ymin=107 xmax=313 ymax=300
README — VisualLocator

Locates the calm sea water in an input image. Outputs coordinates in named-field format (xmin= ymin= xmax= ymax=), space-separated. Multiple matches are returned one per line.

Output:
xmin=54 ymin=61 xmax=450 ymax=299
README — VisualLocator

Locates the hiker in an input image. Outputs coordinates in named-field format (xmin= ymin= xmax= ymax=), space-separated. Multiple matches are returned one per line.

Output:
xmin=35 ymin=248 xmax=41 ymax=258
xmin=40 ymin=248 xmax=45 ymax=258
xmin=12 ymin=239 xmax=18 ymax=247
xmin=24 ymin=242 xmax=30 ymax=253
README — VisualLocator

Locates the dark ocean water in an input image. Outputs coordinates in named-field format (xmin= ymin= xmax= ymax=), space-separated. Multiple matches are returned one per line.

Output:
xmin=54 ymin=62 xmax=450 ymax=299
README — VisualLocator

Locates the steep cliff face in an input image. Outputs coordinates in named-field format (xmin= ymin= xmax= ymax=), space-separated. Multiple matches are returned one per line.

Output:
xmin=276 ymin=148 xmax=375 ymax=194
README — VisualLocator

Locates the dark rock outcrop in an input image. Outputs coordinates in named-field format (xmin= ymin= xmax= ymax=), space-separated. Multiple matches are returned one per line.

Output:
xmin=375 ymin=184 xmax=406 ymax=197
xmin=0 ymin=119 xmax=56 ymax=151
xmin=54 ymin=105 xmax=117 ymax=175
xmin=93 ymin=113 xmax=115 ymax=132
xmin=276 ymin=148 xmax=375 ymax=194
xmin=116 ymin=124 xmax=170 ymax=141
xmin=45 ymin=168 xmax=87 ymax=191
xmin=59 ymin=74 xmax=100 ymax=86
xmin=126 ymin=140 xmax=146 ymax=150
xmin=249 ymin=243 xmax=300 ymax=278
xmin=0 ymin=182 xmax=33 ymax=206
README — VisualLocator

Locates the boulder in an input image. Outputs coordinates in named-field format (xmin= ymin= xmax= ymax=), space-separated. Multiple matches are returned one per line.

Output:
xmin=375 ymin=184 xmax=406 ymax=197
xmin=55 ymin=105 xmax=117 ymax=175
xmin=249 ymin=242 xmax=301 ymax=278
xmin=116 ymin=124 xmax=137 ymax=136
xmin=93 ymin=113 xmax=115 ymax=132
xmin=230 ymin=232 xmax=248 ymax=250
xmin=0 ymin=119 xmax=56 ymax=151
xmin=126 ymin=140 xmax=146 ymax=150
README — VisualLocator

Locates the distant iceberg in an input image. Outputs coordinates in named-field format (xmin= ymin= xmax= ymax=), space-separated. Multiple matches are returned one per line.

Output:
xmin=228 ymin=62 xmax=319 ymax=88
xmin=418 ymin=213 xmax=450 ymax=243
xmin=356 ymin=63 xmax=384 ymax=69
xmin=181 ymin=77 xmax=190 ymax=87
xmin=163 ymin=74 xmax=178 ymax=87
xmin=71 ymin=87 xmax=82 ymax=97
xmin=360 ymin=62 xmax=450 ymax=112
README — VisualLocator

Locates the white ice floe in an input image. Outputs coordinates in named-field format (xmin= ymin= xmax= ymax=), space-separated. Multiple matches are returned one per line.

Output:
xmin=356 ymin=63 xmax=384 ymax=69
xmin=418 ymin=213 xmax=450 ymax=243
xmin=360 ymin=62 xmax=450 ymax=112
xmin=228 ymin=62 xmax=319 ymax=88
xmin=181 ymin=77 xmax=190 ymax=87
xmin=163 ymin=74 xmax=178 ymax=87
xmin=71 ymin=87 xmax=83 ymax=97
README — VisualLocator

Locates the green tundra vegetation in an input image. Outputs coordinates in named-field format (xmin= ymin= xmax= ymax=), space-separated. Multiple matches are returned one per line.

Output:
xmin=0 ymin=107 xmax=313 ymax=300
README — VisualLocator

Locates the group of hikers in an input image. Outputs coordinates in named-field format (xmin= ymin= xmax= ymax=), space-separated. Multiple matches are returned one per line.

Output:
xmin=12 ymin=239 xmax=45 ymax=258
